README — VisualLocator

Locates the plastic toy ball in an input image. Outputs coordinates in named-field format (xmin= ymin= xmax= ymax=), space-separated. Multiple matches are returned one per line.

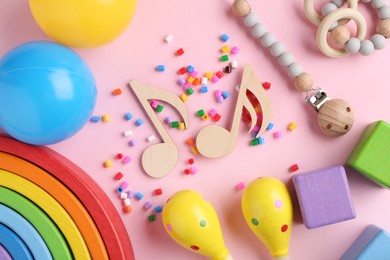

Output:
xmin=241 ymin=177 xmax=293 ymax=260
xmin=162 ymin=190 xmax=233 ymax=260
xmin=0 ymin=41 xmax=97 ymax=145
xmin=28 ymin=0 xmax=137 ymax=48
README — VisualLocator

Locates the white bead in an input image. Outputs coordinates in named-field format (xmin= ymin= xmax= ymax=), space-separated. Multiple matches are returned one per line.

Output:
xmin=322 ymin=3 xmax=338 ymax=16
xmin=287 ymin=63 xmax=303 ymax=78
xmin=251 ymin=23 xmax=267 ymax=38
xmin=147 ymin=134 xmax=156 ymax=142
xmin=231 ymin=60 xmax=238 ymax=68
xmin=379 ymin=6 xmax=390 ymax=19
xmin=261 ymin=32 xmax=276 ymax=48
xmin=270 ymin=42 xmax=285 ymax=57
xmin=123 ymin=198 xmax=131 ymax=206
xmin=279 ymin=52 xmax=295 ymax=67
xmin=123 ymin=130 xmax=133 ymax=137
xmin=201 ymin=77 xmax=208 ymax=85
xmin=244 ymin=12 xmax=259 ymax=27
xmin=371 ymin=34 xmax=387 ymax=49
xmin=345 ymin=37 xmax=361 ymax=53
xmin=359 ymin=40 xmax=375 ymax=55
xmin=164 ymin=35 xmax=173 ymax=43
xmin=371 ymin=0 xmax=387 ymax=9
xmin=120 ymin=192 xmax=128 ymax=199
xmin=331 ymin=0 xmax=345 ymax=8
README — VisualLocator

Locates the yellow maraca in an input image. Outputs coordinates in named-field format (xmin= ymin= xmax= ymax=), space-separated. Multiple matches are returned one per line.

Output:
xmin=162 ymin=190 xmax=233 ymax=260
xmin=241 ymin=177 xmax=293 ymax=260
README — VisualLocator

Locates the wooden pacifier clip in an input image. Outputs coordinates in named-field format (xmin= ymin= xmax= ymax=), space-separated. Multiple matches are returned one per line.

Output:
xmin=232 ymin=0 xmax=355 ymax=136
xmin=304 ymin=0 xmax=390 ymax=57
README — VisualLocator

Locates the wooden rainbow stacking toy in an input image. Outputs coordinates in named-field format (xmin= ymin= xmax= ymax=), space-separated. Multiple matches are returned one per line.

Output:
xmin=0 ymin=135 xmax=135 ymax=260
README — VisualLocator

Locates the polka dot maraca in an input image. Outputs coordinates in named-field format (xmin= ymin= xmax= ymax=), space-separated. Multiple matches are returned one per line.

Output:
xmin=241 ymin=177 xmax=293 ymax=260
xmin=162 ymin=190 xmax=233 ymax=260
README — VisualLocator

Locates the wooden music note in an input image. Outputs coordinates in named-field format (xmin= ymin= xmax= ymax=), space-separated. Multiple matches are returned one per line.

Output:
xmin=195 ymin=64 xmax=273 ymax=158
xmin=129 ymin=80 xmax=189 ymax=178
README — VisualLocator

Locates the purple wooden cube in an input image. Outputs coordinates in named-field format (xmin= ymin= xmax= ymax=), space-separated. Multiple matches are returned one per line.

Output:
xmin=292 ymin=165 xmax=356 ymax=229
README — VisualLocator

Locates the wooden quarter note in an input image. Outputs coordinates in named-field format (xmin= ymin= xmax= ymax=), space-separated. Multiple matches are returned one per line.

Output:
xmin=196 ymin=64 xmax=272 ymax=158
xmin=129 ymin=80 xmax=189 ymax=178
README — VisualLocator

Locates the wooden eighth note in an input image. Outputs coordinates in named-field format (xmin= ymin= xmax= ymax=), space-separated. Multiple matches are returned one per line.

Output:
xmin=196 ymin=64 xmax=273 ymax=158
xmin=129 ymin=80 xmax=189 ymax=178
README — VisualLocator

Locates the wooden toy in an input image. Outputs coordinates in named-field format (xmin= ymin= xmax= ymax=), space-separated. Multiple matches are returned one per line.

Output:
xmin=0 ymin=204 xmax=51 ymax=259
xmin=0 ymin=186 xmax=72 ymax=259
xmin=0 ymin=244 xmax=12 ymax=260
xmin=340 ymin=224 xmax=390 ymax=260
xmin=0 ymin=169 xmax=90 ymax=259
xmin=0 ymin=135 xmax=135 ymax=260
xmin=0 ymin=223 xmax=33 ymax=260
xmin=347 ymin=120 xmax=390 ymax=188
xmin=129 ymin=80 xmax=189 ymax=178
xmin=304 ymin=0 xmax=390 ymax=57
xmin=292 ymin=165 xmax=356 ymax=229
xmin=162 ymin=190 xmax=233 ymax=260
xmin=231 ymin=0 xmax=354 ymax=136
xmin=0 ymin=152 xmax=106 ymax=259
xmin=196 ymin=64 xmax=273 ymax=158
xmin=241 ymin=177 xmax=293 ymax=260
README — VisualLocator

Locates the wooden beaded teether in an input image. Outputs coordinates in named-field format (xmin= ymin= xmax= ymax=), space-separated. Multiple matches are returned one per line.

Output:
xmin=304 ymin=0 xmax=390 ymax=57
xmin=232 ymin=0 xmax=355 ymax=136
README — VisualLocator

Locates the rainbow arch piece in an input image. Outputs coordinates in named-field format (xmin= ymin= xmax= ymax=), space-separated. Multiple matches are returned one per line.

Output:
xmin=0 ymin=135 xmax=135 ymax=260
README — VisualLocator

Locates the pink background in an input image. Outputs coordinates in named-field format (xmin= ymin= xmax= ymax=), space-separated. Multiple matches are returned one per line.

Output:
xmin=1 ymin=0 xmax=390 ymax=259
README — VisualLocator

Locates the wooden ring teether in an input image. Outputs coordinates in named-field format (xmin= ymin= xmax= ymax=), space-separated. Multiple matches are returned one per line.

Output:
xmin=304 ymin=0 xmax=358 ymax=26
xmin=317 ymin=8 xmax=367 ymax=57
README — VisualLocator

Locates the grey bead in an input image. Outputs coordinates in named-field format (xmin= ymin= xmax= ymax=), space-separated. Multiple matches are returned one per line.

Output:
xmin=287 ymin=63 xmax=302 ymax=78
xmin=359 ymin=40 xmax=375 ymax=55
xmin=329 ymin=22 xmax=338 ymax=31
xmin=251 ymin=23 xmax=267 ymax=38
xmin=361 ymin=0 xmax=372 ymax=2
xmin=279 ymin=52 xmax=295 ymax=67
xmin=371 ymin=0 xmax=387 ymax=9
xmin=244 ymin=12 xmax=259 ymax=28
xmin=371 ymin=33 xmax=387 ymax=49
xmin=345 ymin=37 xmax=361 ymax=53
xmin=379 ymin=6 xmax=390 ymax=19
xmin=270 ymin=42 xmax=286 ymax=57
xmin=261 ymin=32 xmax=276 ymax=48
xmin=331 ymin=0 xmax=346 ymax=8
xmin=322 ymin=3 xmax=338 ymax=16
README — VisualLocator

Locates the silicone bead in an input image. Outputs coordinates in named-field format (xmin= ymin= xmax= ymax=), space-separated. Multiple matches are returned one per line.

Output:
xmin=379 ymin=6 xmax=390 ymax=19
xmin=279 ymin=52 xmax=295 ymax=67
xmin=332 ymin=0 xmax=346 ymax=8
xmin=361 ymin=0 xmax=372 ymax=2
xmin=377 ymin=19 xmax=390 ymax=38
xmin=270 ymin=42 xmax=285 ymax=57
xmin=345 ymin=37 xmax=361 ymax=53
xmin=359 ymin=40 xmax=375 ymax=55
xmin=322 ymin=3 xmax=338 ymax=16
xmin=251 ymin=23 xmax=267 ymax=38
xmin=371 ymin=0 xmax=387 ymax=9
xmin=287 ymin=63 xmax=303 ymax=78
xmin=260 ymin=32 xmax=276 ymax=47
xmin=244 ymin=12 xmax=259 ymax=27
xmin=371 ymin=34 xmax=387 ymax=49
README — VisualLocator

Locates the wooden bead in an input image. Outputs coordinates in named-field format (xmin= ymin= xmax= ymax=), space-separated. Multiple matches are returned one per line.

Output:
xmin=330 ymin=25 xmax=351 ymax=45
xmin=317 ymin=99 xmax=354 ymax=136
xmin=232 ymin=0 xmax=251 ymax=17
xmin=376 ymin=19 xmax=390 ymax=38
xmin=294 ymin=73 xmax=314 ymax=92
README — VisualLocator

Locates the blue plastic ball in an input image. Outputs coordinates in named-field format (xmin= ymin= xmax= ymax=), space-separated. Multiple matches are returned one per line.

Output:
xmin=0 ymin=41 xmax=97 ymax=145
